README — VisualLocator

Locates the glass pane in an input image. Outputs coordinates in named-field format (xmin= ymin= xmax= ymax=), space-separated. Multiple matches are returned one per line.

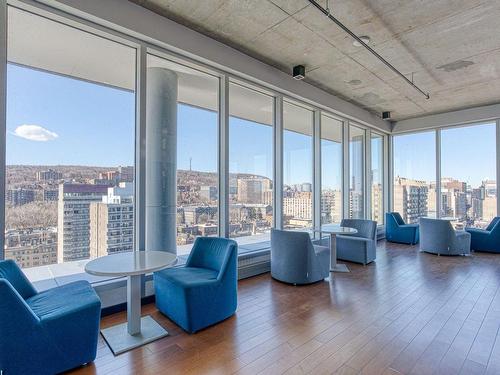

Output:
xmin=5 ymin=7 xmax=136 ymax=269
xmin=321 ymin=115 xmax=343 ymax=224
xmin=283 ymin=101 xmax=313 ymax=230
xmin=371 ymin=133 xmax=384 ymax=224
xmin=349 ymin=125 xmax=365 ymax=219
xmin=147 ymin=54 xmax=219 ymax=256
xmin=229 ymin=83 xmax=273 ymax=247
xmin=393 ymin=131 xmax=436 ymax=223
xmin=441 ymin=123 xmax=497 ymax=229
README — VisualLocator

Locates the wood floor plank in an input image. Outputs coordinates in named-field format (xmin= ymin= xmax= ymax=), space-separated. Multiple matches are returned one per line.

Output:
xmin=64 ymin=241 xmax=500 ymax=375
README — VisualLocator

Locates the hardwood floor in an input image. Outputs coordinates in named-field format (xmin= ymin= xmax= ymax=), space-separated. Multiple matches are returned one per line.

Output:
xmin=69 ymin=241 xmax=500 ymax=375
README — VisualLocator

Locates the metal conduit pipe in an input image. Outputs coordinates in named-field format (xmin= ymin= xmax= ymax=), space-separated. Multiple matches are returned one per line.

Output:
xmin=307 ymin=0 xmax=430 ymax=100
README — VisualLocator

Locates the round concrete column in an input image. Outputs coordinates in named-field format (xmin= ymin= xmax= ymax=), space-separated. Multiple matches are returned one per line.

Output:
xmin=146 ymin=67 xmax=178 ymax=254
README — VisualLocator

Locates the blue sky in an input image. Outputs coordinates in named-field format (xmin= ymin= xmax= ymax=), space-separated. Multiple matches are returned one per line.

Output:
xmin=7 ymin=64 xmax=135 ymax=166
xmin=393 ymin=126 xmax=496 ymax=187
xmin=7 ymin=64 xmax=318 ymax=185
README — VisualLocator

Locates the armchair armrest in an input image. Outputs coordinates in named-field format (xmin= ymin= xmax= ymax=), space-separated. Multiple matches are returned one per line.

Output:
xmin=466 ymin=228 xmax=489 ymax=236
xmin=452 ymin=231 xmax=471 ymax=253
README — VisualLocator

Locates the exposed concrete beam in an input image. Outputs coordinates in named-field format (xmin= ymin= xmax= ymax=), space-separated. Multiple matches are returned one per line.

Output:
xmin=393 ymin=102 xmax=500 ymax=133
xmin=34 ymin=0 xmax=390 ymax=133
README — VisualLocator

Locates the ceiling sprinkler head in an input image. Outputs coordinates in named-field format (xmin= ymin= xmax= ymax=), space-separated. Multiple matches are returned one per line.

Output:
xmin=353 ymin=36 xmax=370 ymax=47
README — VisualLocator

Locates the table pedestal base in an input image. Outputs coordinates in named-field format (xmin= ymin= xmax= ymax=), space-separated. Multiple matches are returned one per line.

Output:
xmin=101 ymin=315 xmax=168 ymax=355
xmin=330 ymin=263 xmax=350 ymax=273
xmin=329 ymin=233 xmax=351 ymax=273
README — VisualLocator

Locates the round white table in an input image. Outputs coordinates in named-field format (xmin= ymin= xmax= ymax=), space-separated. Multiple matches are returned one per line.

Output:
xmin=85 ymin=251 xmax=177 ymax=355
xmin=313 ymin=225 xmax=358 ymax=273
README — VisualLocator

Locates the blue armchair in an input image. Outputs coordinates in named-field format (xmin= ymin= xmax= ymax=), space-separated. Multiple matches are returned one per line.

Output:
xmin=0 ymin=260 xmax=101 ymax=375
xmin=466 ymin=217 xmax=500 ymax=253
xmin=154 ymin=237 xmax=238 ymax=333
xmin=385 ymin=212 xmax=419 ymax=244
xmin=270 ymin=229 xmax=329 ymax=285
xmin=336 ymin=219 xmax=378 ymax=265
xmin=419 ymin=218 xmax=471 ymax=255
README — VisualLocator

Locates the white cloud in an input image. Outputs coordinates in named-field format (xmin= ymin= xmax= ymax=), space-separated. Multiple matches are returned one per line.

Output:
xmin=13 ymin=124 xmax=59 ymax=142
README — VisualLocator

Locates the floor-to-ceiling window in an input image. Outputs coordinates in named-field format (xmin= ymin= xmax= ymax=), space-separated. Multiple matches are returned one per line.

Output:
xmin=349 ymin=125 xmax=365 ymax=219
xmin=147 ymin=54 xmax=219 ymax=256
xmin=321 ymin=114 xmax=343 ymax=224
xmin=371 ymin=133 xmax=384 ymax=224
xmin=283 ymin=101 xmax=313 ymax=230
xmin=5 ymin=7 xmax=136 ymax=269
xmin=2 ymin=2 xmax=398 ymax=276
xmin=393 ymin=131 xmax=436 ymax=223
xmin=229 ymin=83 xmax=273 ymax=247
xmin=440 ymin=123 xmax=497 ymax=229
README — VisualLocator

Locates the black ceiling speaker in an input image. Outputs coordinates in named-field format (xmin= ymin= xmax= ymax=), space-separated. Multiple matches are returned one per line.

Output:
xmin=293 ymin=65 xmax=306 ymax=80
xmin=382 ymin=111 xmax=391 ymax=120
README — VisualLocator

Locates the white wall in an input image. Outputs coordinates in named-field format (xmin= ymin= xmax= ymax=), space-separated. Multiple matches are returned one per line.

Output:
xmin=36 ymin=0 xmax=391 ymax=133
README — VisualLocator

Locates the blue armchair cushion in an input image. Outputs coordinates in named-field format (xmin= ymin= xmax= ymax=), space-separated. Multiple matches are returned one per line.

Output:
xmin=26 ymin=280 xmax=100 ymax=320
xmin=154 ymin=237 xmax=238 ymax=333
xmin=0 ymin=260 xmax=101 ymax=375
xmin=155 ymin=267 xmax=219 ymax=286
xmin=466 ymin=217 xmax=500 ymax=253
xmin=385 ymin=212 xmax=419 ymax=245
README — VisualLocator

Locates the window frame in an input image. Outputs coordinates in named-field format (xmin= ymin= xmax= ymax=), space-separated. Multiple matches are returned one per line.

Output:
xmin=0 ymin=0 xmax=393 ymax=280
xmin=389 ymin=122 xmax=499 ymax=223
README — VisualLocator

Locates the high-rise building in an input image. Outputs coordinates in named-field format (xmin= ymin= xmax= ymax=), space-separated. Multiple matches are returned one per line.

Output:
xmin=237 ymin=178 xmax=270 ymax=204
xmin=321 ymin=189 xmax=342 ymax=224
xmin=283 ymin=192 xmax=312 ymax=221
xmin=36 ymin=169 xmax=62 ymax=181
xmin=263 ymin=189 xmax=273 ymax=205
xmin=393 ymin=177 xmax=428 ymax=223
xmin=483 ymin=196 xmax=497 ymax=223
xmin=349 ymin=190 xmax=364 ymax=219
xmin=441 ymin=178 xmax=468 ymax=220
xmin=371 ymin=183 xmax=383 ymax=223
xmin=199 ymin=185 xmax=218 ymax=202
xmin=89 ymin=183 xmax=134 ymax=259
xmin=57 ymin=183 xmax=108 ymax=263
xmin=6 ymin=188 xmax=35 ymax=206
xmin=482 ymin=179 xmax=496 ymax=197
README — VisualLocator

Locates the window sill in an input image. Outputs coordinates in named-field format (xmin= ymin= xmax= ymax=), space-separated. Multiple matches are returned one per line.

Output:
xmin=25 ymin=240 xmax=272 ymax=291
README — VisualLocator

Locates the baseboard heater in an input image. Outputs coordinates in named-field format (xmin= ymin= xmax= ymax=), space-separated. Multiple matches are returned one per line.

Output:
xmin=237 ymin=249 xmax=271 ymax=280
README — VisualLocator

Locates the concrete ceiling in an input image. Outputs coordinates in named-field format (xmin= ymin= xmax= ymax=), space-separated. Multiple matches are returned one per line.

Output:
xmin=129 ymin=0 xmax=500 ymax=121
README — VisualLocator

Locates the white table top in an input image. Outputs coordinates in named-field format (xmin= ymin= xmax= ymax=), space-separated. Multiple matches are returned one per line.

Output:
xmin=313 ymin=225 xmax=358 ymax=235
xmin=85 ymin=251 xmax=177 ymax=277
